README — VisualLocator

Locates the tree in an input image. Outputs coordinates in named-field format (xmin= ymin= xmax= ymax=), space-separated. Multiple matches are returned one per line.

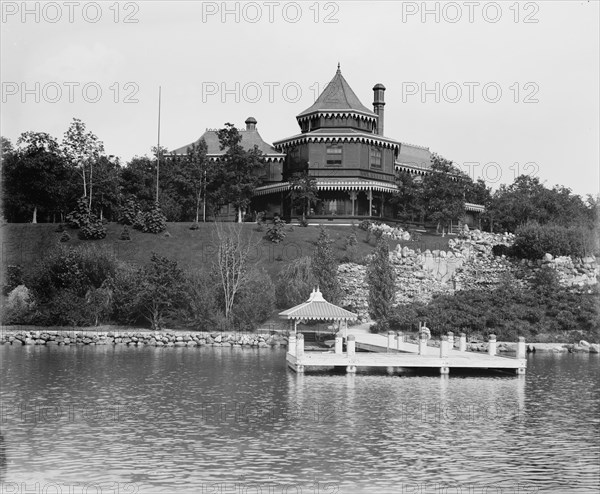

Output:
xmin=213 ymin=223 xmax=256 ymax=320
xmin=422 ymin=154 xmax=467 ymax=233
xmin=275 ymin=256 xmax=316 ymax=308
xmin=214 ymin=123 xmax=266 ymax=222
xmin=62 ymin=118 xmax=105 ymax=214
xmin=3 ymin=132 xmax=70 ymax=222
xmin=92 ymin=155 xmax=121 ymax=221
xmin=181 ymin=140 xmax=210 ymax=222
xmin=288 ymin=170 xmax=318 ymax=223
xmin=367 ymin=236 xmax=396 ymax=325
xmin=136 ymin=253 xmax=186 ymax=330
xmin=391 ymin=170 xmax=424 ymax=222
xmin=489 ymin=175 xmax=594 ymax=232
xmin=312 ymin=226 xmax=341 ymax=303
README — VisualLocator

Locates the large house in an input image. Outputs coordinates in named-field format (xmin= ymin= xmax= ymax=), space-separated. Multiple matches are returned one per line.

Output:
xmin=171 ymin=65 xmax=483 ymax=224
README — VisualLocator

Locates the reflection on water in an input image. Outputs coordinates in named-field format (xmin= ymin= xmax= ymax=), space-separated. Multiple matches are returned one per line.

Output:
xmin=0 ymin=345 xmax=598 ymax=493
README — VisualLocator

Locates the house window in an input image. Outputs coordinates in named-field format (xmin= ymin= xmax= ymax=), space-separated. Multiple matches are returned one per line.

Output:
xmin=326 ymin=144 xmax=343 ymax=166
xmin=370 ymin=147 xmax=382 ymax=169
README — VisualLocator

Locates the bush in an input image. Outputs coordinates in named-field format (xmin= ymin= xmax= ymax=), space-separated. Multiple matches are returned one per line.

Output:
xmin=60 ymin=231 xmax=71 ymax=242
xmin=513 ymin=222 xmax=593 ymax=259
xmin=118 ymin=198 xmax=141 ymax=226
xmin=359 ymin=220 xmax=371 ymax=231
xmin=2 ymin=285 xmax=35 ymax=324
xmin=143 ymin=203 xmax=167 ymax=234
xmin=28 ymin=245 xmax=118 ymax=303
xmin=78 ymin=217 xmax=106 ymax=240
xmin=4 ymin=264 xmax=23 ymax=295
xmin=231 ymin=268 xmax=276 ymax=330
xmin=66 ymin=197 xmax=90 ymax=228
xmin=275 ymin=256 xmax=315 ymax=308
xmin=492 ymin=244 xmax=514 ymax=257
xmin=119 ymin=226 xmax=131 ymax=241
xmin=189 ymin=222 xmax=200 ymax=231
xmin=299 ymin=218 xmax=309 ymax=227
xmin=266 ymin=217 xmax=286 ymax=243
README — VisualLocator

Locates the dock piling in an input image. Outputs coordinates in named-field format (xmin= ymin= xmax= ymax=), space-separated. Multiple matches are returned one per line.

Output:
xmin=347 ymin=335 xmax=356 ymax=358
xmin=396 ymin=332 xmax=403 ymax=351
xmin=418 ymin=333 xmax=427 ymax=355
xmin=296 ymin=333 xmax=304 ymax=359
xmin=488 ymin=334 xmax=497 ymax=356
xmin=288 ymin=334 xmax=296 ymax=355
xmin=334 ymin=331 xmax=343 ymax=354
xmin=517 ymin=337 xmax=526 ymax=359
xmin=459 ymin=333 xmax=467 ymax=352
xmin=440 ymin=336 xmax=449 ymax=358
xmin=447 ymin=332 xmax=454 ymax=349
xmin=387 ymin=331 xmax=394 ymax=352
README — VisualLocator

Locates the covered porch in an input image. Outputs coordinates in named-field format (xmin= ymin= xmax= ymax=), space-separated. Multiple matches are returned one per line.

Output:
xmin=253 ymin=179 xmax=399 ymax=221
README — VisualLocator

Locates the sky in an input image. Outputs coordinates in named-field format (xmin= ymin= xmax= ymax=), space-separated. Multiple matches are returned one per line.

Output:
xmin=1 ymin=0 xmax=599 ymax=197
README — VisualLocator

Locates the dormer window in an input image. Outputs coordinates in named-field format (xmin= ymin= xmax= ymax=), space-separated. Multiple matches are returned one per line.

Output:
xmin=370 ymin=147 xmax=382 ymax=169
xmin=326 ymin=144 xmax=343 ymax=166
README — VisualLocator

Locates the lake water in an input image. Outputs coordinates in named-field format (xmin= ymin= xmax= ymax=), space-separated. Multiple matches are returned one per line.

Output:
xmin=0 ymin=345 xmax=598 ymax=494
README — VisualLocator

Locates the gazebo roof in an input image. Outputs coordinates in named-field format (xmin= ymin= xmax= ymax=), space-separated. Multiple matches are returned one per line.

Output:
xmin=279 ymin=288 xmax=358 ymax=321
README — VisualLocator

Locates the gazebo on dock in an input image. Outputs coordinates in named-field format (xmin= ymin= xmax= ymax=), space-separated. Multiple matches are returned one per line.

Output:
xmin=278 ymin=288 xmax=358 ymax=337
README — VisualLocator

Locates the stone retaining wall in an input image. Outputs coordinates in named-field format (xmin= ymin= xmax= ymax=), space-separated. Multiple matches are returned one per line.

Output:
xmin=1 ymin=330 xmax=289 ymax=348
xmin=338 ymin=230 xmax=598 ymax=323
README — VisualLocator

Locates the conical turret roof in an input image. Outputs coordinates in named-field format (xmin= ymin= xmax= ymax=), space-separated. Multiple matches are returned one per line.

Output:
xmin=298 ymin=64 xmax=376 ymax=118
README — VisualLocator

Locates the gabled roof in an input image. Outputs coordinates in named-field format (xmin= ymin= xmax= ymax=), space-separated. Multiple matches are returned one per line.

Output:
xmin=298 ymin=65 xmax=377 ymax=118
xmin=170 ymin=128 xmax=285 ymax=161
xmin=279 ymin=288 xmax=358 ymax=321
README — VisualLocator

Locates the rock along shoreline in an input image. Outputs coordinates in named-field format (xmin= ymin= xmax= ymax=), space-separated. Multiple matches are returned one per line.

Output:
xmin=1 ymin=328 xmax=598 ymax=354
xmin=0 ymin=329 xmax=289 ymax=348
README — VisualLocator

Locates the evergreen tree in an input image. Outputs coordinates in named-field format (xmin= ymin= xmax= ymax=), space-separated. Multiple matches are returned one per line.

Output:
xmin=367 ymin=236 xmax=396 ymax=326
xmin=312 ymin=226 xmax=341 ymax=303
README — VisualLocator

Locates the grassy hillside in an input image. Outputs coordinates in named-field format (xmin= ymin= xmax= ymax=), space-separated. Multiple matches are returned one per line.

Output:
xmin=0 ymin=222 xmax=450 ymax=280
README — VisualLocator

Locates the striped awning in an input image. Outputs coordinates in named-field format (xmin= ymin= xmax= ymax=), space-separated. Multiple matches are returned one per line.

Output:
xmin=279 ymin=289 xmax=357 ymax=321
xmin=465 ymin=202 xmax=485 ymax=212
xmin=254 ymin=179 xmax=399 ymax=197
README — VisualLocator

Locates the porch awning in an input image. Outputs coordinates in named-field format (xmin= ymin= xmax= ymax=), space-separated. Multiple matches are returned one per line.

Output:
xmin=279 ymin=289 xmax=357 ymax=321
xmin=254 ymin=180 xmax=399 ymax=197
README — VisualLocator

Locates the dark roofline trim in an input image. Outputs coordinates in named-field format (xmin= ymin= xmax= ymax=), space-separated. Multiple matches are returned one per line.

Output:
xmin=274 ymin=134 xmax=401 ymax=152
xmin=297 ymin=111 xmax=378 ymax=124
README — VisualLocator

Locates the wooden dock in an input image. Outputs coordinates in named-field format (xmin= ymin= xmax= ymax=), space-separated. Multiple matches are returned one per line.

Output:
xmin=287 ymin=332 xmax=527 ymax=376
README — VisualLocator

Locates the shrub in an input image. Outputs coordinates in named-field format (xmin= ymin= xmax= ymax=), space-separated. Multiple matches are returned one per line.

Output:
xmin=143 ymin=203 xmax=167 ymax=234
xmin=231 ymin=268 xmax=276 ymax=331
xmin=4 ymin=264 xmax=23 ymax=295
xmin=28 ymin=245 xmax=118 ymax=303
xmin=66 ymin=197 xmax=90 ymax=228
xmin=132 ymin=211 xmax=145 ymax=231
xmin=78 ymin=217 xmax=106 ymax=240
xmin=299 ymin=218 xmax=309 ymax=227
xmin=492 ymin=244 xmax=513 ymax=257
xmin=119 ymin=226 xmax=131 ymax=241
xmin=367 ymin=236 xmax=396 ymax=323
xmin=312 ymin=227 xmax=341 ymax=303
xmin=55 ymin=223 xmax=65 ymax=233
xmin=189 ymin=222 xmax=200 ymax=231
xmin=60 ymin=231 xmax=71 ymax=242
xmin=2 ymin=285 xmax=35 ymax=324
xmin=359 ymin=220 xmax=371 ymax=231
xmin=275 ymin=256 xmax=316 ymax=308
xmin=118 ymin=198 xmax=141 ymax=226
xmin=513 ymin=222 xmax=593 ymax=259
xmin=266 ymin=217 xmax=286 ymax=243
xmin=176 ymin=269 xmax=218 ymax=330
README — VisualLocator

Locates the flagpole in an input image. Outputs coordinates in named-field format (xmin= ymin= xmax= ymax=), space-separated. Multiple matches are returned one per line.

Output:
xmin=156 ymin=85 xmax=162 ymax=204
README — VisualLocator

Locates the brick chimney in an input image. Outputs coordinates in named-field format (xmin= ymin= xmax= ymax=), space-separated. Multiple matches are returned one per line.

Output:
xmin=245 ymin=116 xmax=257 ymax=130
xmin=372 ymin=84 xmax=386 ymax=136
